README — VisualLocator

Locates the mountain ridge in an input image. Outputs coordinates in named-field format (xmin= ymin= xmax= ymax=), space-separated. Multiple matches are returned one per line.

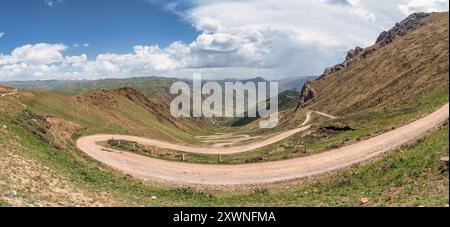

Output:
xmin=296 ymin=12 xmax=449 ymax=114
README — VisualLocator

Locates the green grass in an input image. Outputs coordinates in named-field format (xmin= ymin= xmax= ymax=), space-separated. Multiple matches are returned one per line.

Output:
xmin=97 ymin=89 xmax=449 ymax=165
xmin=99 ymin=139 xmax=219 ymax=164
xmin=20 ymin=91 xmax=204 ymax=144
xmin=0 ymin=199 xmax=7 ymax=207
xmin=0 ymin=113 xmax=215 ymax=206
xmin=220 ymin=88 xmax=450 ymax=164
xmin=301 ymin=88 xmax=449 ymax=153
xmin=202 ymin=122 xmax=449 ymax=206
xmin=1 ymin=109 xmax=447 ymax=206
xmin=100 ymin=137 xmax=305 ymax=165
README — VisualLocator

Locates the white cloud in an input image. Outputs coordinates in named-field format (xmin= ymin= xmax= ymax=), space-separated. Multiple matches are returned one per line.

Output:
xmin=0 ymin=43 xmax=70 ymax=80
xmin=0 ymin=43 xmax=184 ymax=80
xmin=398 ymin=0 xmax=449 ymax=15
xmin=0 ymin=32 xmax=5 ymax=38
xmin=45 ymin=0 xmax=65 ymax=7
xmin=9 ymin=43 xmax=67 ymax=65
xmin=73 ymin=43 xmax=90 ymax=48
xmin=65 ymin=54 xmax=88 ymax=64
xmin=93 ymin=45 xmax=182 ymax=73
xmin=179 ymin=0 xmax=383 ymax=74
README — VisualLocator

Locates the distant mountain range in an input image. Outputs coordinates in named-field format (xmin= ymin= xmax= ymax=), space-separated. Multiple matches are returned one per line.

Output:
xmin=1 ymin=75 xmax=316 ymax=95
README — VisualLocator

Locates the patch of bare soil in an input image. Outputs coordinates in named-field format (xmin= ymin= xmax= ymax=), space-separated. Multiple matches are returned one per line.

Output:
xmin=76 ymin=89 xmax=119 ymax=108
xmin=196 ymin=133 xmax=261 ymax=147
xmin=0 ymin=139 xmax=106 ymax=206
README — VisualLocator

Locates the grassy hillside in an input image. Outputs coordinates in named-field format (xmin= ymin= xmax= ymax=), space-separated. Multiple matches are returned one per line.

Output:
xmin=17 ymin=89 xmax=208 ymax=144
xmin=102 ymin=87 xmax=448 ymax=165
xmin=300 ymin=12 xmax=449 ymax=115
xmin=213 ymin=12 xmax=449 ymax=161
xmin=1 ymin=97 xmax=447 ymax=206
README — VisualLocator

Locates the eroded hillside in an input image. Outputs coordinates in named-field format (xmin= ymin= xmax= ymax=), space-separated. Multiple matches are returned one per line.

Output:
xmin=297 ymin=12 xmax=449 ymax=115
xmin=17 ymin=88 xmax=210 ymax=145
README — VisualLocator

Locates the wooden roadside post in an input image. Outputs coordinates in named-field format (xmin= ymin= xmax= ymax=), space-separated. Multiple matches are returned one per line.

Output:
xmin=218 ymin=155 xmax=222 ymax=163
xmin=182 ymin=153 xmax=185 ymax=162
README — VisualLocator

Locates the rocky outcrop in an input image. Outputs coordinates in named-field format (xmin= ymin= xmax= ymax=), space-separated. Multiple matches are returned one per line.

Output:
xmin=76 ymin=89 xmax=119 ymax=108
xmin=319 ymin=12 xmax=430 ymax=80
xmin=321 ymin=46 xmax=367 ymax=78
xmin=376 ymin=12 xmax=429 ymax=47
xmin=345 ymin=46 xmax=365 ymax=61
xmin=296 ymin=82 xmax=317 ymax=109
xmin=0 ymin=86 xmax=14 ymax=94
xmin=297 ymin=12 xmax=431 ymax=110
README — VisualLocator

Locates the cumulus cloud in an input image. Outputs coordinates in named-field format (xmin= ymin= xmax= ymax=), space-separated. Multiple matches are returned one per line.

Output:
xmin=1 ymin=0 xmax=449 ymax=81
xmin=0 ymin=32 xmax=5 ymax=38
xmin=179 ymin=0 xmax=384 ymax=75
xmin=398 ymin=0 xmax=449 ymax=15
xmin=0 ymin=43 xmax=184 ymax=80
xmin=94 ymin=45 xmax=183 ymax=72
xmin=0 ymin=43 xmax=77 ymax=80
xmin=45 ymin=0 xmax=65 ymax=7
xmin=8 ymin=43 xmax=67 ymax=65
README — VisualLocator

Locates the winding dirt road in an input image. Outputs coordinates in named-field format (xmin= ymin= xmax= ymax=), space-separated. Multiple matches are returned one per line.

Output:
xmin=76 ymin=104 xmax=449 ymax=185
xmin=195 ymin=133 xmax=261 ymax=148
xmin=0 ymin=91 xmax=18 ymax=98
xmin=78 ymin=111 xmax=327 ymax=155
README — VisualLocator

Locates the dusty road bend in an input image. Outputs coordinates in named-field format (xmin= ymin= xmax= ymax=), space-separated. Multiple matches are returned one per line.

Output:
xmin=76 ymin=103 xmax=449 ymax=185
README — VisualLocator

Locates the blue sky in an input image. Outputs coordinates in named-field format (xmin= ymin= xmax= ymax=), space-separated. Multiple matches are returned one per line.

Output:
xmin=0 ymin=0 xmax=198 ymax=57
xmin=0 ymin=0 xmax=448 ymax=81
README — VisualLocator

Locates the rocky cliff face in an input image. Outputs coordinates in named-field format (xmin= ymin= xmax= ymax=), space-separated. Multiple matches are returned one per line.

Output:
xmin=321 ymin=13 xmax=430 ymax=80
xmin=376 ymin=12 xmax=429 ymax=46
xmin=296 ymin=12 xmax=431 ymax=110
xmin=296 ymin=82 xmax=317 ymax=109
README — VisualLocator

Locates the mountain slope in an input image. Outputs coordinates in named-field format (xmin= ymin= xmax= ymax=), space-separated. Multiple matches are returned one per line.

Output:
xmin=297 ymin=12 xmax=449 ymax=115
xmin=17 ymin=88 xmax=208 ymax=145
